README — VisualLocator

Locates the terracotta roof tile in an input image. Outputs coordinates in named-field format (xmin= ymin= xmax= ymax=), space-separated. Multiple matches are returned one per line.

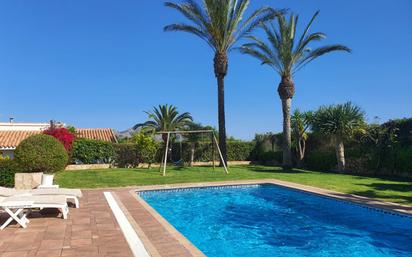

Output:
xmin=0 ymin=128 xmax=117 ymax=149
xmin=76 ymin=129 xmax=118 ymax=143
xmin=0 ymin=131 xmax=41 ymax=149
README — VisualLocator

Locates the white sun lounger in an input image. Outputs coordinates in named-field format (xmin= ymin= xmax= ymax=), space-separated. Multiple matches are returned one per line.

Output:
xmin=0 ymin=187 xmax=82 ymax=208
xmin=0 ymin=195 xmax=68 ymax=230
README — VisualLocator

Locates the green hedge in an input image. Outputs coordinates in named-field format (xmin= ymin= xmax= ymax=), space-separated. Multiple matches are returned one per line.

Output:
xmin=72 ymin=138 xmax=115 ymax=164
xmin=393 ymin=147 xmax=412 ymax=173
xmin=227 ymin=141 xmax=255 ymax=161
xmin=15 ymin=134 xmax=68 ymax=173
xmin=257 ymin=151 xmax=283 ymax=166
xmin=114 ymin=144 xmax=140 ymax=168
xmin=170 ymin=141 xmax=254 ymax=162
xmin=305 ymin=151 xmax=336 ymax=172
xmin=0 ymin=159 xmax=18 ymax=187
xmin=71 ymin=139 xmax=256 ymax=166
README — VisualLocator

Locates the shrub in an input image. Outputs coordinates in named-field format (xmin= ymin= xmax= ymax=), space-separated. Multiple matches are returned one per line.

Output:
xmin=15 ymin=134 xmax=68 ymax=173
xmin=227 ymin=141 xmax=255 ymax=161
xmin=305 ymin=151 xmax=336 ymax=171
xmin=258 ymin=151 xmax=283 ymax=166
xmin=43 ymin=127 xmax=75 ymax=151
xmin=0 ymin=159 xmax=18 ymax=187
xmin=393 ymin=147 xmax=412 ymax=174
xmin=130 ymin=133 xmax=159 ymax=165
xmin=114 ymin=144 xmax=139 ymax=168
xmin=169 ymin=141 xmax=254 ymax=163
xmin=72 ymin=138 xmax=115 ymax=164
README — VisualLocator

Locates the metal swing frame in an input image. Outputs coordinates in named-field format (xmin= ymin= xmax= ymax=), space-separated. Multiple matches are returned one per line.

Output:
xmin=156 ymin=130 xmax=229 ymax=176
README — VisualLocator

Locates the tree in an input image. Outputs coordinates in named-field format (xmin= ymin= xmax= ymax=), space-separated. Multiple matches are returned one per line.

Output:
xmin=134 ymin=104 xmax=193 ymax=164
xmin=291 ymin=110 xmax=312 ymax=167
xmin=183 ymin=122 xmax=212 ymax=167
xmin=238 ymin=11 xmax=351 ymax=169
xmin=133 ymin=104 xmax=193 ymax=143
xmin=164 ymin=0 xmax=276 ymax=166
xmin=311 ymin=102 xmax=365 ymax=172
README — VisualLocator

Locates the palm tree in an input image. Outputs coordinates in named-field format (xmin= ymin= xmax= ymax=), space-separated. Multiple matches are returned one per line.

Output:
xmin=183 ymin=122 xmax=212 ymax=167
xmin=133 ymin=104 xmax=193 ymax=143
xmin=291 ymin=109 xmax=312 ymax=167
xmin=311 ymin=102 xmax=365 ymax=172
xmin=164 ymin=0 xmax=276 ymax=166
xmin=238 ymin=11 xmax=351 ymax=169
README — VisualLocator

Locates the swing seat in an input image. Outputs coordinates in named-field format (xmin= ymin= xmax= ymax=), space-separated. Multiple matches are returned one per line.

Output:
xmin=173 ymin=159 xmax=184 ymax=166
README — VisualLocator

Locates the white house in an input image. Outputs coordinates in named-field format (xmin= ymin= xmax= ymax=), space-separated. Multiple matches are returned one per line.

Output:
xmin=0 ymin=120 xmax=117 ymax=159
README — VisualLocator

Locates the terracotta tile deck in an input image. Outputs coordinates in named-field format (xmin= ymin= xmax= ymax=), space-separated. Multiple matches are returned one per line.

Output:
xmin=0 ymin=190 xmax=134 ymax=257
xmin=1 ymin=180 xmax=411 ymax=257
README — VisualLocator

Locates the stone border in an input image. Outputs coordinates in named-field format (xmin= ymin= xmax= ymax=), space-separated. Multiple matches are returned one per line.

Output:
xmin=113 ymin=192 xmax=163 ymax=257
xmin=129 ymin=191 xmax=205 ymax=257
xmin=104 ymin=192 xmax=151 ymax=257
xmin=123 ymin=179 xmax=411 ymax=257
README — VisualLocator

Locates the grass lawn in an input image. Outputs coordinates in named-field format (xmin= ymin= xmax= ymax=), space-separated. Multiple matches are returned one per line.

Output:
xmin=55 ymin=165 xmax=412 ymax=206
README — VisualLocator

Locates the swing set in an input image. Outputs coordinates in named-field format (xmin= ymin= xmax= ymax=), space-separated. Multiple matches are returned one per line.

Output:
xmin=156 ymin=130 xmax=229 ymax=176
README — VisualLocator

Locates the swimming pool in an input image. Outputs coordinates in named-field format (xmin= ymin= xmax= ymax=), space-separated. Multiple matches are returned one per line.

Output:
xmin=139 ymin=184 xmax=412 ymax=257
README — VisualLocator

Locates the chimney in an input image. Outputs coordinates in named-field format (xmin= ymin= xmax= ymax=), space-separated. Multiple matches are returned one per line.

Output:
xmin=50 ymin=120 xmax=56 ymax=130
xmin=9 ymin=117 xmax=14 ymax=123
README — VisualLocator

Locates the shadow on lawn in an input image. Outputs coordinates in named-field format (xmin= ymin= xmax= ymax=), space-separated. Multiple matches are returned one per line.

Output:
xmin=247 ymin=166 xmax=304 ymax=174
xmin=349 ymin=183 xmax=412 ymax=206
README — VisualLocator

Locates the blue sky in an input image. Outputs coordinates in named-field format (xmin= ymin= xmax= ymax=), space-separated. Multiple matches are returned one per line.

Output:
xmin=0 ymin=0 xmax=411 ymax=140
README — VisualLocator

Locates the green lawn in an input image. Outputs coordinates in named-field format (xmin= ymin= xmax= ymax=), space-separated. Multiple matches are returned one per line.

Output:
xmin=55 ymin=165 xmax=412 ymax=206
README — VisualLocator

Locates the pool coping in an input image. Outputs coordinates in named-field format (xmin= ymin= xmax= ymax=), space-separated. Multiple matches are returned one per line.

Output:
xmin=126 ymin=179 xmax=412 ymax=257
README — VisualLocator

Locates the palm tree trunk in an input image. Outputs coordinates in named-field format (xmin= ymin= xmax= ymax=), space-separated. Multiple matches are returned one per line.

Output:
xmin=281 ymin=98 xmax=293 ymax=169
xmin=278 ymin=76 xmax=295 ymax=170
xmin=190 ymin=142 xmax=195 ymax=167
xmin=214 ymin=52 xmax=228 ymax=167
xmin=335 ymin=140 xmax=345 ymax=172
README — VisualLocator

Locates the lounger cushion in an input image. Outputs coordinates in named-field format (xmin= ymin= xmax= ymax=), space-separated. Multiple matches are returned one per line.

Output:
xmin=31 ymin=189 xmax=83 ymax=198
xmin=1 ymin=195 xmax=67 ymax=206
xmin=0 ymin=187 xmax=18 ymax=197
xmin=0 ymin=187 xmax=82 ymax=198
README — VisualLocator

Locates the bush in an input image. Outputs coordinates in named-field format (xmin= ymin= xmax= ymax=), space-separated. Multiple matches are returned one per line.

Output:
xmin=393 ymin=147 xmax=412 ymax=174
xmin=227 ymin=141 xmax=255 ymax=161
xmin=130 ymin=133 xmax=159 ymax=165
xmin=305 ymin=151 xmax=336 ymax=171
xmin=114 ymin=144 xmax=140 ymax=168
xmin=43 ymin=127 xmax=75 ymax=151
xmin=0 ymin=159 xmax=18 ymax=187
xmin=169 ymin=141 xmax=254 ymax=163
xmin=256 ymin=151 xmax=283 ymax=166
xmin=72 ymin=138 xmax=115 ymax=164
xmin=15 ymin=134 xmax=68 ymax=173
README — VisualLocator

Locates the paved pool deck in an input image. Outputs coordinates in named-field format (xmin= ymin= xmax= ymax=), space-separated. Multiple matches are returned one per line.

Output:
xmin=1 ymin=180 xmax=411 ymax=257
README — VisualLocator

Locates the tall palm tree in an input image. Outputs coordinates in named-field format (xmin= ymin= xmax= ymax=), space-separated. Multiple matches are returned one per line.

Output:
xmin=238 ymin=11 xmax=351 ymax=169
xmin=133 ymin=104 xmax=193 ymax=143
xmin=164 ymin=0 xmax=276 ymax=166
xmin=311 ymin=102 xmax=365 ymax=172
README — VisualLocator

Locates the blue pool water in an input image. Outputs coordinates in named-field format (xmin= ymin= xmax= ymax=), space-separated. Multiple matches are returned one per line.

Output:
xmin=140 ymin=184 xmax=412 ymax=257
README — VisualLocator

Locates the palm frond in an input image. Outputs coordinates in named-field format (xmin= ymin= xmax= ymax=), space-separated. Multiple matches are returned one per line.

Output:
xmin=294 ymin=44 xmax=351 ymax=73
xmin=239 ymin=11 xmax=350 ymax=77
xmin=138 ymin=104 xmax=193 ymax=133
xmin=165 ymin=0 xmax=278 ymax=53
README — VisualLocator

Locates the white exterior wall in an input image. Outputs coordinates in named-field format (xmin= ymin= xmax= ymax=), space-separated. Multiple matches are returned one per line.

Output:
xmin=0 ymin=122 xmax=50 ymax=131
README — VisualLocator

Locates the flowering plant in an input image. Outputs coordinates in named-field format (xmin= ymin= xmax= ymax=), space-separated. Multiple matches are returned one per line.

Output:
xmin=43 ymin=127 xmax=76 ymax=151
